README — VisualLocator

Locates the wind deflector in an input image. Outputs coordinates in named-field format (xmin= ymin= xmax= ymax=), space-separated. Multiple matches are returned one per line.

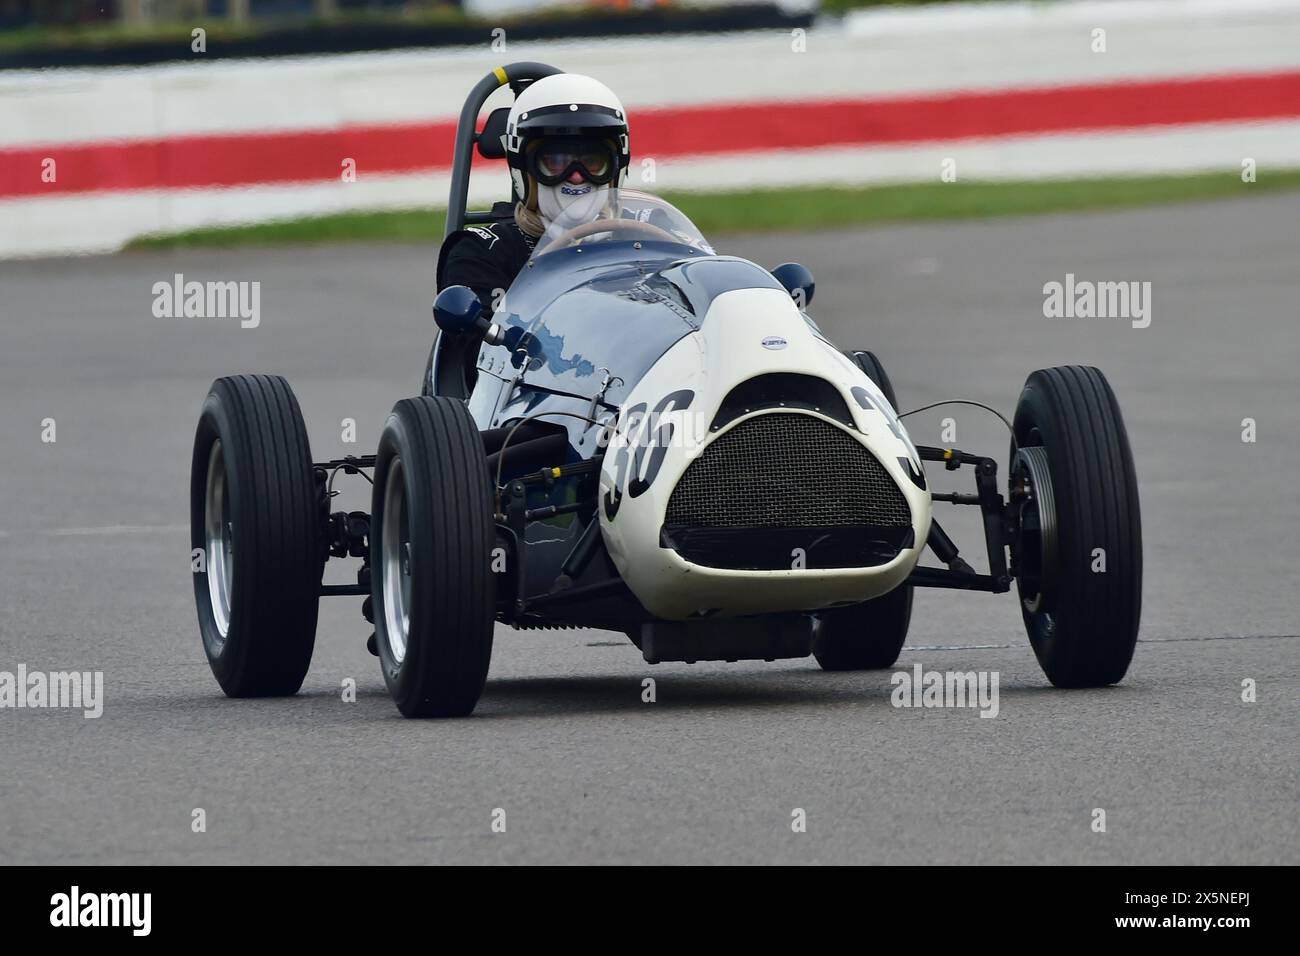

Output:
xmin=658 ymin=256 xmax=786 ymax=316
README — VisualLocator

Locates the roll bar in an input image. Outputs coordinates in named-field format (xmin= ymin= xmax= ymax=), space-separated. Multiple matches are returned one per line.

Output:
xmin=444 ymin=61 xmax=563 ymax=238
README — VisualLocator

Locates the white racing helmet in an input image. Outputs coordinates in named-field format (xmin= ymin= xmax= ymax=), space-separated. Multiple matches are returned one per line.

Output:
xmin=504 ymin=73 xmax=631 ymax=234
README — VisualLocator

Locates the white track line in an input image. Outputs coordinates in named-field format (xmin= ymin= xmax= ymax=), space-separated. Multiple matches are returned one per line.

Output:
xmin=908 ymin=634 xmax=1298 ymax=650
xmin=41 ymin=524 xmax=189 ymax=537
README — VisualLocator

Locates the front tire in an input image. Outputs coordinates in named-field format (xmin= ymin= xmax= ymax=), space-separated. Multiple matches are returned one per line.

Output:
xmin=371 ymin=396 xmax=496 ymax=717
xmin=190 ymin=375 xmax=324 ymax=697
xmin=1010 ymin=366 xmax=1142 ymax=687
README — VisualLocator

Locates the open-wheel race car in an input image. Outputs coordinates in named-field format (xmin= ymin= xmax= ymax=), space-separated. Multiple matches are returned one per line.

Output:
xmin=190 ymin=62 xmax=1142 ymax=717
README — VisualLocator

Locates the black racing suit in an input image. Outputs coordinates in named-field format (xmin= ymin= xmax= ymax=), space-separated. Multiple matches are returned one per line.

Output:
xmin=435 ymin=211 xmax=537 ymax=318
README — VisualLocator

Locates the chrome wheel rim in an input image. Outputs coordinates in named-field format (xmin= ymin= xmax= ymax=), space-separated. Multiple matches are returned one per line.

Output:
xmin=381 ymin=458 xmax=412 ymax=664
xmin=204 ymin=439 xmax=234 ymax=640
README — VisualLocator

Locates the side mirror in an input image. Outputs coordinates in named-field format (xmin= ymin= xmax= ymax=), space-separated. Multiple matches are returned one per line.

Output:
xmin=433 ymin=285 xmax=486 ymax=335
xmin=771 ymin=262 xmax=815 ymax=309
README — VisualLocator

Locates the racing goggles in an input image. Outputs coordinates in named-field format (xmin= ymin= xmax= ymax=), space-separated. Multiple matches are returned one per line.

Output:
xmin=529 ymin=138 xmax=619 ymax=187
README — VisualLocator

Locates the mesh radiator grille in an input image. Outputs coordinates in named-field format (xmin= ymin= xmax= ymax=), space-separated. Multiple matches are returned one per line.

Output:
xmin=664 ymin=413 xmax=911 ymax=529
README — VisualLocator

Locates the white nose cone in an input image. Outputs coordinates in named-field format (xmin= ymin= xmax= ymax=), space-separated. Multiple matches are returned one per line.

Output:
xmin=598 ymin=282 xmax=931 ymax=621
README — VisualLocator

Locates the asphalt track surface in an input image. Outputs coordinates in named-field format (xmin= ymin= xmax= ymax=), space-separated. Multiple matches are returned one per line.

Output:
xmin=1 ymin=195 xmax=1297 ymax=865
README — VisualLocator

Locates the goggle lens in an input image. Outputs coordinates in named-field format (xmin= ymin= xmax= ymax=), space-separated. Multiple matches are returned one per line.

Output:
xmin=532 ymin=140 xmax=615 ymax=184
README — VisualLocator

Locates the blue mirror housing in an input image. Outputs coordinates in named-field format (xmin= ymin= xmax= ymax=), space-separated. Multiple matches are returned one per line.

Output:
xmin=771 ymin=262 xmax=815 ymax=308
xmin=433 ymin=285 xmax=485 ymax=335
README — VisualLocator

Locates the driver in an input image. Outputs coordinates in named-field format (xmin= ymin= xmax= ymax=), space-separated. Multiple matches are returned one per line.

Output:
xmin=437 ymin=73 xmax=631 ymax=316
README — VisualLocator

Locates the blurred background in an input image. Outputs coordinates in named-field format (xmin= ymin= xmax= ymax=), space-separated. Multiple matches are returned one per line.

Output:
xmin=2 ymin=0 xmax=1299 ymax=256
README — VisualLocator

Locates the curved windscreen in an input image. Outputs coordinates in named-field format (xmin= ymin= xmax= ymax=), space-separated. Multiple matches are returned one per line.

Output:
xmin=531 ymin=189 xmax=714 ymax=258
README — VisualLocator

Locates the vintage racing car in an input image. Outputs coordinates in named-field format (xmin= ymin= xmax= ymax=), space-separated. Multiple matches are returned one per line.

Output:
xmin=189 ymin=63 xmax=1143 ymax=717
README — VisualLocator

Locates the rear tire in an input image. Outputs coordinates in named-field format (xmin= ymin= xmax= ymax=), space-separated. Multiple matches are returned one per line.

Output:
xmin=846 ymin=349 xmax=899 ymax=411
xmin=371 ymin=396 xmax=496 ymax=717
xmin=1010 ymin=366 xmax=1142 ymax=687
xmin=423 ymin=330 xmax=477 ymax=399
xmin=815 ymin=349 xmax=912 ymax=671
xmin=190 ymin=375 xmax=324 ymax=697
xmin=812 ymin=586 xmax=913 ymax=671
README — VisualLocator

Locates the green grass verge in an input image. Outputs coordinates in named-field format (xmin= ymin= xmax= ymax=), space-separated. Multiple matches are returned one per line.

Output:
xmin=0 ymin=8 xmax=459 ymax=54
xmin=125 ymin=170 xmax=1300 ymax=252
xmin=819 ymin=0 xmax=993 ymax=15
xmin=1 ymin=1 xmax=956 ymax=54
xmin=0 ymin=2 xmax=782 ymax=55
